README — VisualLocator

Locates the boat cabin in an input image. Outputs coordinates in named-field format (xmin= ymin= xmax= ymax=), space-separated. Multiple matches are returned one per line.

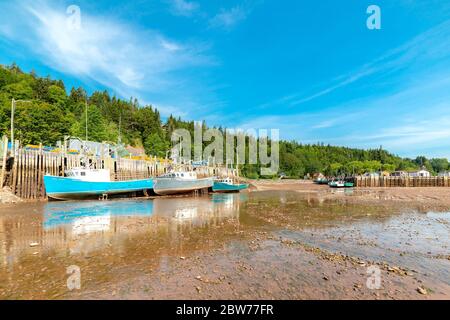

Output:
xmin=65 ymin=168 xmax=111 ymax=182
xmin=159 ymin=171 xmax=198 ymax=180
xmin=216 ymin=177 xmax=234 ymax=185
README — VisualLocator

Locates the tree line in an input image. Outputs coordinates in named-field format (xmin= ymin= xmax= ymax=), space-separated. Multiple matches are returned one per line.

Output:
xmin=1 ymin=64 xmax=449 ymax=178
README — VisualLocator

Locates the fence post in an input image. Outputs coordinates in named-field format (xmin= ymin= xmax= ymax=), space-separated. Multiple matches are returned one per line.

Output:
xmin=0 ymin=135 xmax=8 ymax=188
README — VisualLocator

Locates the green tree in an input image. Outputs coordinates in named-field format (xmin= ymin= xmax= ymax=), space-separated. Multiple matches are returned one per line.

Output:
xmin=430 ymin=158 xmax=449 ymax=173
xmin=70 ymin=104 xmax=108 ymax=142
xmin=47 ymin=85 xmax=67 ymax=107
xmin=14 ymin=101 xmax=69 ymax=145
xmin=144 ymin=132 xmax=169 ymax=157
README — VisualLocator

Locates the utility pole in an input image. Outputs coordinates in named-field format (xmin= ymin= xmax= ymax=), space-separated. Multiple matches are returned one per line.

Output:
xmin=10 ymin=99 xmax=14 ymax=152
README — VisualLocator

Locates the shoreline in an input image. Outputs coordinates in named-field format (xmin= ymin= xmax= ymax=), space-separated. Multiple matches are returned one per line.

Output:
xmin=3 ymin=179 xmax=450 ymax=207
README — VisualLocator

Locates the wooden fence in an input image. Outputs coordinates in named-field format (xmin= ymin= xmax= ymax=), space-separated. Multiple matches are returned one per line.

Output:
xmin=353 ymin=176 xmax=450 ymax=188
xmin=0 ymin=137 xmax=237 ymax=199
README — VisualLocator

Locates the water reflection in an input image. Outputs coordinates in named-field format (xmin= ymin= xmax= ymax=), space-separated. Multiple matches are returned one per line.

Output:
xmin=43 ymin=193 xmax=246 ymax=232
xmin=0 ymin=193 xmax=247 ymax=268
xmin=44 ymin=200 xmax=154 ymax=233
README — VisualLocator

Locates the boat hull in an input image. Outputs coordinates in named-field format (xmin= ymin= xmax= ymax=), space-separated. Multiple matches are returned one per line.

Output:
xmin=212 ymin=182 xmax=249 ymax=193
xmin=329 ymin=182 xmax=354 ymax=188
xmin=153 ymin=177 xmax=213 ymax=195
xmin=44 ymin=175 xmax=154 ymax=200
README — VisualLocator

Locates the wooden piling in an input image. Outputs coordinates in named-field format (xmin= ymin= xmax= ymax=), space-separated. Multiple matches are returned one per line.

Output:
xmin=0 ymin=136 xmax=8 ymax=188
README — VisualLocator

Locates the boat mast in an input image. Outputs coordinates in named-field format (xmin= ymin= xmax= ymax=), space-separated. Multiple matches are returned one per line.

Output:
xmin=236 ymin=151 xmax=239 ymax=181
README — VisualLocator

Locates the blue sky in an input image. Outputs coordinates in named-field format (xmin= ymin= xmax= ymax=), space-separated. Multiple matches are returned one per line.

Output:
xmin=1 ymin=0 xmax=450 ymax=158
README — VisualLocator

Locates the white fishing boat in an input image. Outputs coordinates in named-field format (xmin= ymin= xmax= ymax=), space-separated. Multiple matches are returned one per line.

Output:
xmin=153 ymin=171 xmax=213 ymax=195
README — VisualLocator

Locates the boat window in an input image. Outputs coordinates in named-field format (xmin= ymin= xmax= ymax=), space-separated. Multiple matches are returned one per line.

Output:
xmin=80 ymin=172 xmax=86 ymax=176
xmin=181 ymin=173 xmax=184 ymax=177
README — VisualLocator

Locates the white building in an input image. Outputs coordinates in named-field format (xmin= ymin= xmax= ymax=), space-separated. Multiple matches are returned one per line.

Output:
xmin=408 ymin=169 xmax=431 ymax=177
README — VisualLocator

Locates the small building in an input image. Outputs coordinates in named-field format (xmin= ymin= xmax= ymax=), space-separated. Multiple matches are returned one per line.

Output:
xmin=68 ymin=139 xmax=112 ymax=157
xmin=408 ymin=168 xmax=431 ymax=177
xmin=390 ymin=171 xmax=407 ymax=177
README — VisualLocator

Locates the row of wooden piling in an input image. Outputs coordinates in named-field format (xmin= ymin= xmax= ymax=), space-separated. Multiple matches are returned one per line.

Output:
xmin=353 ymin=176 xmax=450 ymax=187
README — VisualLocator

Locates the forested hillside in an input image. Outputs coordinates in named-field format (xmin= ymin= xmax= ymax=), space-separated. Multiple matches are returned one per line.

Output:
xmin=1 ymin=64 xmax=448 ymax=178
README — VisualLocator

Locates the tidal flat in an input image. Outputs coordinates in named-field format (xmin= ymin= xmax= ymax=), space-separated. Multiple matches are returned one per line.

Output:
xmin=0 ymin=183 xmax=449 ymax=300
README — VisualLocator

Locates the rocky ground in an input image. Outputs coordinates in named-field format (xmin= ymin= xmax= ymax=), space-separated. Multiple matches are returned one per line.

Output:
xmin=0 ymin=186 xmax=22 ymax=204
xmin=70 ymin=235 xmax=448 ymax=300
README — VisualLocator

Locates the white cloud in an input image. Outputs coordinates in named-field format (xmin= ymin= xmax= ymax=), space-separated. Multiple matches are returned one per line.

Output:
xmin=169 ymin=0 xmax=199 ymax=17
xmin=209 ymin=6 xmax=247 ymax=30
xmin=259 ymin=19 xmax=450 ymax=109
xmin=0 ymin=1 xmax=211 ymax=116
xmin=236 ymin=69 xmax=450 ymax=158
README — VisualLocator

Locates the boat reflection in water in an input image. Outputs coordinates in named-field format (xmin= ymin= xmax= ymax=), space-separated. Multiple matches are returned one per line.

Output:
xmin=41 ymin=194 xmax=247 ymax=246
xmin=44 ymin=200 xmax=154 ymax=234
xmin=44 ymin=194 xmax=245 ymax=231
xmin=153 ymin=193 xmax=248 ymax=227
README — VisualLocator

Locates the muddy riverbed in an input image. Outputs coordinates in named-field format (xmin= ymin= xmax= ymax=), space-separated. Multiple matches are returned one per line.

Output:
xmin=0 ymin=183 xmax=449 ymax=299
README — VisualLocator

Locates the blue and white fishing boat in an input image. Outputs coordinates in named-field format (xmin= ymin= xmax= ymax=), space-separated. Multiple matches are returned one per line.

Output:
xmin=212 ymin=177 xmax=248 ymax=193
xmin=44 ymin=168 xmax=154 ymax=200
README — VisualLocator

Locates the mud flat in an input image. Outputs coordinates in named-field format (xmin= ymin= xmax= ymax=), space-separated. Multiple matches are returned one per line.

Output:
xmin=0 ymin=189 xmax=449 ymax=300
xmin=251 ymin=179 xmax=450 ymax=209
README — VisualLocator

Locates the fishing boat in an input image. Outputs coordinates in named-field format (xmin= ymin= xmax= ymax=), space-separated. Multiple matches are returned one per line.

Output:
xmin=43 ymin=168 xmax=154 ymax=200
xmin=153 ymin=171 xmax=213 ymax=195
xmin=212 ymin=177 xmax=249 ymax=193
xmin=344 ymin=181 xmax=354 ymax=187
xmin=328 ymin=180 xmax=354 ymax=188
xmin=314 ymin=178 xmax=329 ymax=185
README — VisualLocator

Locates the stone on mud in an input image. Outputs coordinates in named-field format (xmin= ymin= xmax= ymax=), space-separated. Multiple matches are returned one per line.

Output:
xmin=0 ymin=187 xmax=22 ymax=204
